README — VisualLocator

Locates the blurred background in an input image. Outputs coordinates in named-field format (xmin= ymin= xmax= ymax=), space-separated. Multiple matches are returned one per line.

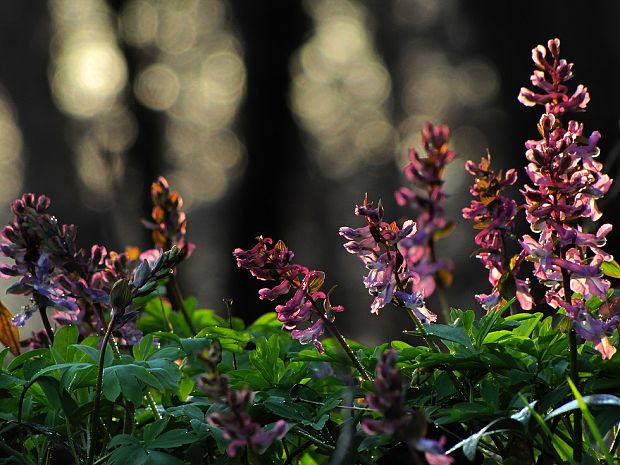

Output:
xmin=0 ymin=0 xmax=619 ymax=345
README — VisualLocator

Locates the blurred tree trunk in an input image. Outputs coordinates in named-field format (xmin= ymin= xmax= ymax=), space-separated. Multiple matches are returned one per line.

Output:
xmin=225 ymin=1 xmax=310 ymax=320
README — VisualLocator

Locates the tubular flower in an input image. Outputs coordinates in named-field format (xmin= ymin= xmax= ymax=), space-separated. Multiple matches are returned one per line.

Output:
xmin=394 ymin=122 xmax=455 ymax=297
xmin=518 ymin=38 xmax=616 ymax=358
xmin=142 ymin=176 xmax=195 ymax=262
xmin=340 ymin=196 xmax=436 ymax=322
xmin=463 ymin=154 xmax=532 ymax=311
xmin=233 ymin=237 xmax=343 ymax=353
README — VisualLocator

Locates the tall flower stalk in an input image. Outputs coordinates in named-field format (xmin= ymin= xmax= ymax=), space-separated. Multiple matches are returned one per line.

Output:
xmin=233 ymin=237 xmax=371 ymax=380
xmin=143 ymin=176 xmax=196 ymax=334
xmin=395 ymin=123 xmax=455 ymax=320
xmin=86 ymin=247 xmax=182 ymax=465
xmin=518 ymin=38 xmax=616 ymax=461
xmin=463 ymin=154 xmax=532 ymax=312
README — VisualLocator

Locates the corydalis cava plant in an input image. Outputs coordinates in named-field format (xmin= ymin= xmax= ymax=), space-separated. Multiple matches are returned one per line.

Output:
xmin=463 ymin=154 xmax=533 ymax=312
xmin=394 ymin=122 xmax=455 ymax=298
xmin=518 ymin=38 xmax=616 ymax=358
xmin=233 ymin=237 xmax=343 ymax=353
xmin=340 ymin=196 xmax=436 ymax=323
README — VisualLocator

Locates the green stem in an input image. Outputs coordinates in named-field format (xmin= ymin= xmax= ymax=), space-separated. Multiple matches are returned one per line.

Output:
xmin=405 ymin=308 xmax=467 ymax=399
xmin=86 ymin=317 xmax=116 ymax=465
xmin=166 ymin=275 xmax=196 ymax=335
xmin=224 ymin=298 xmax=238 ymax=370
xmin=303 ymin=292 xmax=371 ymax=381
xmin=34 ymin=295 xmax=54 ymax=345
xmin=145 ymin=391 xmax=162 ymax=420
xmin=560 ymin=259 xmax=582 ymax=462
xmin=568 ymin=328 xmax=582 ymax=460
xmin=293 ymin=427 xmax=335 ymax=453
xmin=283 ymin=441 xmax=312 ymax=465
xmin=122 ymin=401 xmax=135 ymax=435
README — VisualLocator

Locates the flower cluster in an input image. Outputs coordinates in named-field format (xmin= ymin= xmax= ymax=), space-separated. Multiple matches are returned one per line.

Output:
xmin=362 ymin=349 xmax=454 ymax=465
xmin=462 ymin=154 xmax=532 ymax=311
xmin=208 ymin=387 xmax=288 ymax=457
xmin=200 ymin=340 xmax=288 ymax=457
xmin=394 ymin=122 xmax=455 ymax=297
xmin=142 ymin=176 xmax=194 ymax=261
xmin=518 ymin=38 xmax=589 ymax=116
xmin=0 ymin=192 xmax=174 ymax=346
xmin=340 ymin=196 xmax=436 ymax=323
xmin=0 ymin=194 xmax=112 ymax=334
xmin=518 ymin=38 xmax=616 ymax=358
xmin=233 ymin=237 xmax=342 ymax=353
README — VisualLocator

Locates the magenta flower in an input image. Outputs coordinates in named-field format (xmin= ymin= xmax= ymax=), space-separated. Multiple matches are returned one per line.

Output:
xmin=518 ymin=38 xmax=616 ymax=358
xmin=233 ymin=237 xmax=342 ymax=353
xmin=340 ymin=196 xmax=435 ymax=322
xmin=463 ymin=154 xmax=532 ymax=311
xmin=207 ymin=387 xmax=288 ymax=457
xmin=394 ymin=122 xmax=455 ymax=298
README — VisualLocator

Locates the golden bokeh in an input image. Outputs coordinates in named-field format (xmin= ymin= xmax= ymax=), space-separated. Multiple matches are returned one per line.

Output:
xmin=0 ymin=91 xmax=24 ymax=209
xmin=49 ymin=0 xmax=247 ymax=210
xmin=291 ymin=0 xmax=395 ymax=179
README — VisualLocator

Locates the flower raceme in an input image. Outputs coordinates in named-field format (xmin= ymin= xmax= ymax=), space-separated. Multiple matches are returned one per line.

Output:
xmin=142 ymin=176 xmax=195 ymax=262
xmin=340 ymin=196 xmax=436 ymax=323
xmin=518 ymin=38 xmax=616 ymax=358
xmin=362 ymin=349 xmax=455 ymax=464
xmin=394 ymin=122 xmax=455 ymax=297
xmin=233 ymin=236 xmax=343 ymax=353
xmin=462 ymin=154 xmax=532 ymax=311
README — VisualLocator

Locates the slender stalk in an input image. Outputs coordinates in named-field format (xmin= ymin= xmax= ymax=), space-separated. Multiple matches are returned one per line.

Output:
xmin=122 ymin=401 xmax=135 ymax=435
xmin=145 ymin=391 xmax=162 ymax=420
xmin=559 ymin=260 xmax=582 ymax=462
xmin=405 ymin=308 xmax=467 ymax=399
xmin=86 ymin=317 xmax=115 ymax=465
xmin=166 ymin=275 xmax=196 ymax=335
xmin=293 ymin=397 xmax=372 ymax=411
xmin=34 ymin=294 xmax=54 ymax=345
xmin=223 ymin=298 xmax=238 ymax=370
xmin=301 ymin=289 xmax=371 ymax=381
xmin=428 ymin=238 xmax=451 ymax=322
xmin=292 ymin=427 xmax=336 ymax=452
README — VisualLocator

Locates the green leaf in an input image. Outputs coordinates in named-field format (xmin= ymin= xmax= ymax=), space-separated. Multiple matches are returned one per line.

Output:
xmin=545 ymin=393 xmax=620 ymax=420
xmin=475 ymin=298 xmax=514 ymax=348
xmin=7 ymin=348 xmax=48 ymax=371
xmin=133 ymin=334 xmax=156 ymax=361
xmin=72 ymin=344 xmax=113 ymax=366
xmin=51 ymin=325 xmax=79 ymax=362
xmin=148 ymin=429 xmax=197 ymax=449
xmin=601 ymin=259 xmax=620 ymax=278
xmin=566 ymin=378 xmax=615 ymax=465
xmin=250 ymin=335 xmax=285 ymax=385
xmin=418 ymin=324 xmax=473 ymax=349
xmin=143 ymin=419 xmax=169 ymax=445
xmin=145 ymin=451 xmax=185 ymax=465
xmin=103 ymin=364 xmax=165 ymax=403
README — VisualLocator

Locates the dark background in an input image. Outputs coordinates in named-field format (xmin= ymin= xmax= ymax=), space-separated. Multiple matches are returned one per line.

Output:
xmin=0 ymin=0 xmax=618 ymax=344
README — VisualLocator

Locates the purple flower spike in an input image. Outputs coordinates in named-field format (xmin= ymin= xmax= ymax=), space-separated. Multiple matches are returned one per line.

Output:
xmin=518 ymin=38 xmax=617 ymax=358
xmin=395 ymin=122 xmax=455 ymax=298
xmin=234 ymin=237 xmax=341 ymax=353
xmin=207 ymin=386 xmax=288 ymax=457
xmin=463 ymin=153 xmax=532 ymax=311
xmin=341 ymin=195 xmax=437 ymax=320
